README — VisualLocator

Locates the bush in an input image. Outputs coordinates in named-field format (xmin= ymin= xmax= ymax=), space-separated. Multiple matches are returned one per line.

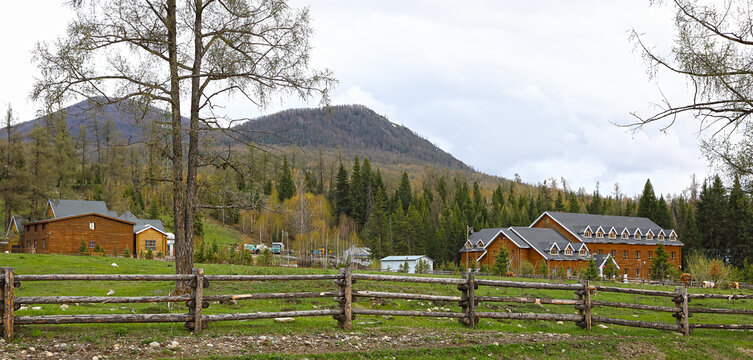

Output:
xmin=538 ymin=262 xmax=548 ymax=277
xmin=491 ymin=248 xmax=510 ymax=276
xmin=123 ymin=247 xmax=131 ymax=258
xmin=78 ymin=240 xmax=88 ymax=254
xmin=257 ymin=248 xmax=273 ymax=267
xmin=603 ymin=261 xmax=618 ymax=280
xmin=581 ymin=256 xmax=599 ymax=281
xmin=519 ymin=261 xmax=535 ymax=275
xmin=479 ymin=264 xmax=491 ymax=274
xmin=145 ymin=249 xmax=154 ymax=260
xmin=156 ymin=251 xmax=163 ymax=259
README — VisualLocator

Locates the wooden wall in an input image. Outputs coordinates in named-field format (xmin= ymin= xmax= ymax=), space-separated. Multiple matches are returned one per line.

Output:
xmin=135 ymin=228 xmax=167 ymax=256
xmin=24 ymin=215 xmax=133 ymax=255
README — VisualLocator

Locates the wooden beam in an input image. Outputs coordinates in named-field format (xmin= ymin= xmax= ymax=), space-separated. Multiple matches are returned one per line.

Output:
xmin=1 ymin=268 xmax=14 ymax=341
xmin=15 ymin=313 xmax=190 ymax=325
xmin=351 ymin=274 xmax=465 ymax=285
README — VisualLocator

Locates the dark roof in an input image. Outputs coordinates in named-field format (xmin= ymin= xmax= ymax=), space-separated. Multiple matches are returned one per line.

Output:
xmin=48 ymin=199 xmax=109 ymax=218
xmin=499 ymin=228 xmax=530 ymax=249
xmin=468 ymin=228 xmax=504 ymax=247
xmin=26 ymin=212 xmax=136 ymax=225
xmin=510 ymin=227 xmax=591 ymax=261
xmin=5 ymin=215 xmax=25 ymax=238
xmin=133 ymin=219 xmax=166 ymax=234
xmin=540 ymin=212 xmax=684 ymax=246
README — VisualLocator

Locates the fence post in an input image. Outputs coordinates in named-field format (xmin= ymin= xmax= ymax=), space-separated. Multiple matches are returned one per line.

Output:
xmin=457 ymin=273 xmax=469 ymax=326
xmin=583 ymin=280 xmax=592 ymax=331
xmin=681 ymin=287 xmax=690 ymax=335
xmin=186 ymin=268 xmax=205 ymax=333
xmin=575 ymin=281 xmax=586 ymax=329
xmin=334 ymin=267 xmax=353 ymax=330
xmin=467 ymin=273 xmax=478 ymax=329
xmin=1 ymin=268 xmax=15 ymax=341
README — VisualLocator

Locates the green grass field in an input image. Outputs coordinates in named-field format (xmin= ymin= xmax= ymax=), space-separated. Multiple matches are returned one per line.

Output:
xmin=1 ymin=253 xmax=752 ymax=359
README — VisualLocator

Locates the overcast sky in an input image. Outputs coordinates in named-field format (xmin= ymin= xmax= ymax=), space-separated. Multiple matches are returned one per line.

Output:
xmin=0 ymin=1 xmax=712 ymax=197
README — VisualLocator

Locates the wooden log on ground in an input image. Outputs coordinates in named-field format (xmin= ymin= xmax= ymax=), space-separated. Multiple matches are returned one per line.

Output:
xmin=353 ymin=291 xmax=461 ymax=302
xmin=203 ymin=309 xmax=341 ymax=322
xmin=15 ymin=313 xmax=191 ymax=325
xmin=352 ymin=273 xmax=465 ymax=285
xmin=204 ymin=292 xmax=339 ymax=302
xmin=15 ymin=274 xmax=194 ymax=282
xmin=475 ymin=295 xmax=579 ymax=305
xmin=475 ymin=312 xmax=583 ymax=322
xmin=16 ymin=295 xmax=191 ymax=304
xmin=475 ymin=279 xmax=582 ymax=291
xmin=592 ymin=286 xmax=676 ymax=297
xmin=590 ymin=300 xmax=679 ymax=313
xmin=351 ymin=308 xmax=466 ymax=318
xmin=591 ymin=316 xmax=681 ymax=331
xmin=690 ymin=323 xmax=753 ymax=329
xmin=204 ymin=274 xmax=342 ymax=281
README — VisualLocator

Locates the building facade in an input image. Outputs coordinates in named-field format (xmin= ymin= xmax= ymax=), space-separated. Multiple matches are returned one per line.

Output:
xmin=460 ymin=211 xmax=682 ymax=279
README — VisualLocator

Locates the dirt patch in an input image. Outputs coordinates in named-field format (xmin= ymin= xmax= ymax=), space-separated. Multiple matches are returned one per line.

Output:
xmin=615 ymin=341 xmax=665 ymax=360
xmin=0 ymin=328 xmax=604 ymax=359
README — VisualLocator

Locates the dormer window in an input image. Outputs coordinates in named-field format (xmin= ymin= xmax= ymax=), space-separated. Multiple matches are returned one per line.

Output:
xmin=550 ymin=247 xmax=559 ymax=255
xmin=596 ymin=230 xmax=604 ymax=239
xmin=584 ymin=229 xmax=592 ymax=238
xmin=621 ymin=230 xmax=629 ymax=239
xmin=609 ymin=230 xmax=616 ymax=239
xmin=477 ymin=241 xmax=484 ymax=248
xmin=634 ymin=230 xmax=641 ymax=240
xmin=669 ymin=234 xmax=676 ymax=241
xmin=579 ymin=248 xmax=587 ymax=256
xmin=466 ymin=242 xmax=471 ymax=249
xmin=565 ymin=248 xmax=573 ymax=255
xmin=658 ymin=234 xmax=664 ymax=240
xmin=646 ymin=230 xmax=654 ymax=240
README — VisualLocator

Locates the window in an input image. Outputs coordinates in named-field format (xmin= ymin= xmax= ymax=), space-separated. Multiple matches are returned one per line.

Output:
xmin=669 ymin=234 xmax=676 ymax=241
xmin=597 ymin=249 xmax=603 ymax=255
xmin=565 ymin=248 xmax=573 ymax=255
xmin=636 ymin=268 xmax=641 ymax=277
xmin=671 ymin=251 xmax=676 ymax=260
xmin=648 ymin=251 xmax=653 ymax=260
xmin=635 ymin=250 xmax=640 ymax=259
xmin=646 ymin=232 xmax=653 ymax=240
xmin=89 ymin=222 xmax=95 ymax=230
xmin=579 ymin=248 xmax=587 ymax=256
xmin=34 ymin=240 xmax=37 ymax=248
xmin=42 ymin=239 xmax=46 ymax=248
xmin=609 ymin=230 xmax=616 ymax=239
xmin=466 ymin=242 xmax=470 ymax=249
xmin=42 ymin=223 xmax=45 ymax=230
xmin=658 ymin=234 xmax=664 ymax=240
xmin=622 ymin=231 xmax=629 ymax=239
xmin=89 ymin=241 xmax=96 ymax=249
xmin=145 ymin=240 xmax=157 ymax=251
xmin=34 ymin=224 xmax=38 ymax=232
xmin=567 ymin=267 xmax=573 ymax=277
xmin=624 ymin=268 xmax=628 ymax=275
xmin=610 ymin=250 xmax=616 ymax=257
xmin=596 ymin=230 xmax=604 ymax=239
xmin=584 ymin=229 xmax=592 ymax=238
xmin=623 ymin=250 xmax=628 ymax=260
xmin=634 ymin=231 xmax=641 ymax=240
xmin=550 ymin=247 xmax=559 ymax=255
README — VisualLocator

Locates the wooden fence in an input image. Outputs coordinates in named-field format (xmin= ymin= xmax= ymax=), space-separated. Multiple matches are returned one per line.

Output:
xmin=1 ymin=266 xmax=752 ymax=341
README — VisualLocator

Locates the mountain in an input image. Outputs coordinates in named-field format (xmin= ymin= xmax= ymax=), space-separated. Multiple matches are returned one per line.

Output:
xmin=12 ymin=100 xmax=471 ymax=172
xmin=232 ymin=105 xmax=471 ymax=171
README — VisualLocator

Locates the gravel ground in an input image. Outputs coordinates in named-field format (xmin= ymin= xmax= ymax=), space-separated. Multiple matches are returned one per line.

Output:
xmin=0 ymin=328 xmax=602 ymax=359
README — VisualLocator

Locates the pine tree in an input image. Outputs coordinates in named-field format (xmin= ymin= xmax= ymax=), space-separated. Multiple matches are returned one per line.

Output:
xmin=361 ymin=187 xmax=391 ymax=259
xmin=276 ymin=156 xmax=295 ymax=202
xmin=349 ymin=157 xmax=365 ymax=225
xmin=582 ymin=256 xmax=600 ymax=280
xmin=650 ymin=243 xmax=671 ymax=282
xmin=333 ymin=163 xmax=350 ymax=218
xmin=391 ymin=199 xmax=410 ymax=254
xmin=587 ymin=188 xmax=603 ymax=215
xmin=491 ymin=247 xmax=510 ymax=276
xmin=697 ymin=176 xmax=727 ymax=258
xmin=396 ymin=171 xmax=412 ymax=213
xmin=654 ymin=195 xmax=673 ymax=228
xmin=554 ymin=192 xmax=566 ymax=211
xmin=727 ymin=176 xmax=753 ymax=267
xmin=637 ymin=179 xmax=657 ymax=218
xmin=568 ymin=193 xmax=580 ymax=213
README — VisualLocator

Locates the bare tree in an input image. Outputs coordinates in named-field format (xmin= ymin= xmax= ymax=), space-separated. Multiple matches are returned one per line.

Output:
xmin=31 ymin=0 xmax=334 ymax=291
xmin=630 ymin=0 xmax=753 ymax=180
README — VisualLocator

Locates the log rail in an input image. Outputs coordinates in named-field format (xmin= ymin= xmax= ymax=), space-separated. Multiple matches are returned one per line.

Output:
xmin=1 ymin=266 xmax=752 ymax=341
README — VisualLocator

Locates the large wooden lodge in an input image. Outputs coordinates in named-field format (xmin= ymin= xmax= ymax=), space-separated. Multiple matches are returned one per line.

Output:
xmin=460 ymin=211 xmax=683 ymax=279
xmin=5 ymin=199 xmax=169 ymax=257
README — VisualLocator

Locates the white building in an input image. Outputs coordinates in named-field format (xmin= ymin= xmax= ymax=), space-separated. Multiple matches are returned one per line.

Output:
xmin=380 ymin=255 xmax=433 ymax=274
xmin=166 ymin=232 xmax=175 ymax=257
xmin=343 ymin=246 xmax=372 ymax=267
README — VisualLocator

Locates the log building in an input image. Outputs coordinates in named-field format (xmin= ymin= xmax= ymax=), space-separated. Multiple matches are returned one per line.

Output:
xmin=460 ymin=211 xmax=682 ymax=279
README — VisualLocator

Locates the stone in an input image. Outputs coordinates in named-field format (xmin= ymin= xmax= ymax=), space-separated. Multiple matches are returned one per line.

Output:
xmin=111 ymin=263 xmax=118 ymax=267
xmin=106 ymin=289 xmax=115 ymax=296
xmin=167 ymin=341 xmax=179 ymax=349
xmin=149 ymin=341 xmax=160 ymax=348
xmin=31 ymin=307 xmax=42 ymax=310
xmin=29 ymin=347 xmax=35 ymax=352
xmin=45 ymin=352 xmax=54 ymax=357
xmin=556 ymin=321 xmax=564 ymax=325
xmin=598 ymin=324 xmax=608 ymax=329
xmin=113 ymin=344 xmax=121 ymax=350
xmin=92 ymin=356 xmax=99 ymax=360
xmin=60 ymin=304 xmax=68 ymax=310
xmin=274 ymin=317 xmax=295 ymax=323
xmin=493 ymin=342 xmax=499 ymax=346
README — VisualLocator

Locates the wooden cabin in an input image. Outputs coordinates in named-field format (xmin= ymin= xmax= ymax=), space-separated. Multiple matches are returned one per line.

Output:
xmin=23 ymin=213 xmax=135 ymax=255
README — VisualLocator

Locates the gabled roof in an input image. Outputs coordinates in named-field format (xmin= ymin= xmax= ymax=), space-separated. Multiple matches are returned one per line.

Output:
xmin=134 ymin=219 xmax=167 ymax=235
xmin=47 ymin=199 xmax=109 ymax=218
xmin=5 ymin=215 xmax=25 ymax=238
xmin=467 ymin=228 xmax=504 ymax=248
xmin=535 ymin=212 xmax=684 ymax=246
xmin=509 ymin=227 xmax=591 ymax=261
xmin=25 ymin=212 xmax=136 ymax=226
xmin=593 ymin=253 xmax=620 ymax=269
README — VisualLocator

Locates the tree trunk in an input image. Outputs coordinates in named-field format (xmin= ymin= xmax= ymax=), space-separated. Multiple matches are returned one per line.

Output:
xmin=167 ymin=0 xmax=188 ymax=293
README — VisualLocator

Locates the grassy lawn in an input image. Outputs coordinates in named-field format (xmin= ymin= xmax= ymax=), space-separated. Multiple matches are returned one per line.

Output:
xmin=203 ymin=221 xmax=246 ymax=247
xmin=1 ymin=253 xmax=752 ymax=359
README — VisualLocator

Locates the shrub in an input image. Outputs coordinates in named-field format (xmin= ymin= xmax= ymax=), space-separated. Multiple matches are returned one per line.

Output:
xmin=519 ymin=261 xmax=535 ymax=275
xmin=257 ymin=248 xmax=273 ymax=267
xmin=123 ymin=247 xmax=131 ymax=258
xmin=491 ymin=248 xmax=510 ymax=276
xmin=538 ymin=262 xmax=548 ymax=277
xmin=603 ymin=261 xmax=618 ymax=280
xmin=581 ymin=256 xmax=599 ymax=281
xmin=112 ymin=247 xmax=118 ymax=257
xmin=145 ymin=249 xmax=154 ymax=260
xmin=94 ymin=243 xmax=102 ymax=253
xmin=156 ymin=251 xmax=163 ymax=259
xmin=479 ymin=264 xmax=491 ymax=274
xmin=78 ymin=240 xmax=88 ymax=254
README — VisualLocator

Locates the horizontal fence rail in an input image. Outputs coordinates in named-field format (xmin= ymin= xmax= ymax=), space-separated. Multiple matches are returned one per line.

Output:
xmin=1 ymin=266 xmax=752 ymax=341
